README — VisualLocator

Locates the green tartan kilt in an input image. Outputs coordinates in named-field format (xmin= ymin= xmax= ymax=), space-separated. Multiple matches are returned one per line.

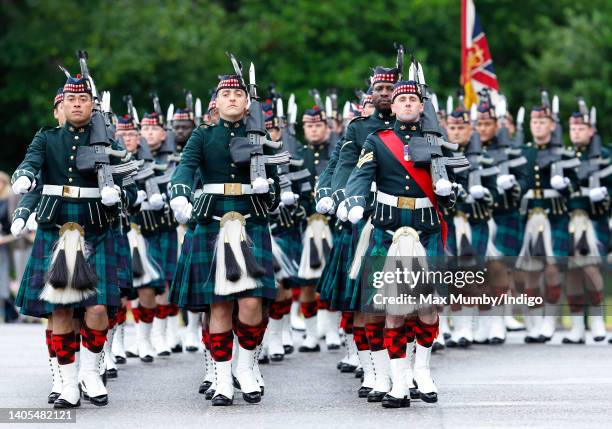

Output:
xmin=112 ymin=228 xmax=133 ymax=291
xmin=593 ymin=216 xmax=610 ymax=255
xmin=317 ymin=220 xmax=354 ymax=309
xmin=445 ymin=220 xmax=489 ymax=257
xmin=169 ymin=226 xmax=194 ymax=306
xmin=550 ymin=214 xmax=570 ymax=257
xmin=492 ymin=211 xmax=524 ymax=256
xmin=170 ymin=215 xmax=276 ymax=309
xmin=145 ymin=229 xmax=178 ymax=284
xmin=15 ymin=202 xmax=121 ymax=318
xmin=271 ymin=219 xmax=303 ymax=283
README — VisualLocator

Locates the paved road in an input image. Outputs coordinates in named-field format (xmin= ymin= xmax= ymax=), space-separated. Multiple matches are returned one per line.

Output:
xmin=1 ymin=323 xmax=611 ymax=429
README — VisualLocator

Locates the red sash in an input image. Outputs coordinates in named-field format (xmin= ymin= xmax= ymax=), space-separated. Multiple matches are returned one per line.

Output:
xmin=378 ymin=129 xmax=448 ymax=246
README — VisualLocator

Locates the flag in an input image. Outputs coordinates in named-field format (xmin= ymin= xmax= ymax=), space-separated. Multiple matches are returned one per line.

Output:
xmin=461 ymin=0 xmax=499 ymax=108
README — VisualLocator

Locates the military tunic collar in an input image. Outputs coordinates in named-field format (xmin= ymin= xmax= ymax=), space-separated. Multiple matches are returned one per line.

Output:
xmin=219 ymin=118 xmax=245 ymax=129
xmin=64 ymin=122 xmax=90 ymax=134
xmin=393 ymin=120 xmax=420 ymax=141
xmin=373 ymin=109 xmax=394 ymax=123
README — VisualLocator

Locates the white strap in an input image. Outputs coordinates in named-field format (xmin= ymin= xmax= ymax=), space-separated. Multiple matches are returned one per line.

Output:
xmin=42 ymin=184 xmax=101 ymax=199
xmin=201 ymin=183 xmax=255 ymax=195
xmin=376 ymin=190 xmax=433 ymax=209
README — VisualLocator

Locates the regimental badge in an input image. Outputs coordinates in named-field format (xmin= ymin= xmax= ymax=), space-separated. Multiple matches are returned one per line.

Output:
xmin=356 ymin=151 xmax=374 ymax=168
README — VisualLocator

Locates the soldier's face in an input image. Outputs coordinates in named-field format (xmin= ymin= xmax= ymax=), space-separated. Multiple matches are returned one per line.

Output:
xmin=447 ymin=123 xmax=471 ymax=146
xmin=303 ymin=121 xmax=328 ymax=144
xmin=116 ymin=130 xmax=140 ymax=153
xmin=361 ymin=103 xmax=375 ymax=117
xmin=372 ymin=82 xmax=394 ymax=111
xmin=476 ymin=118 xmax=497 ymax=142
xmin=530 ymin=117 xmax=555 ymax=142
xmin=217 ymin=89 xmax=248 ymax=120
xmin=141 ymin=125 xmax=166 ymax=149
xmin=173 ymin=120 xmax=193 ymax=143
xmin=502 ymin=113 xmax=515 ymax=134
xmin=53 ymin=102 xmax=66 ymax=126
xmin=209 ymin=108 xmax=220 ymax=124
xmin=391 ymin=94 xmax=423 ymax=123
xmin=268 ymin=127 xmax=281 ymax=141
xmin=63 ymin=92 xmax=93 ymax=126
xmin=569 ymin=123 xmax=593 ymax=146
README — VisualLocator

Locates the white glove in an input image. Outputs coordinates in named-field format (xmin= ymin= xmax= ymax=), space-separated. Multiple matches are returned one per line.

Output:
xmin=10 ymin=218 xmax=25 ymax=237
xmin=550 ymin=175 xmax=569 ymax=190
xmin=589 ymin=186 xmax=608 ymax=203
xmin=174 ymin=202 xmax=193 ymax=224
xmin=281 ymin=191 xmax=298 ymax=206
xmin=26 ymin=212 xmax=38 ymax=232
xmin=100 ymin=185 xmax=121 ymax=206
xmin=336 ymin=200 xmax=349 ymax=221
xmin=252 ymin=177 xmax=270 ymax=194
xmin=135 ymin=190 xmax=147 ymax=206
xmin=316 ymin=196 xmax=334 ymax=214
xmin=149 ymin=193 xmax=165 ymax=210
xmin=496 ymin=174 xmax=516 ymax=191
xmin=469 ymin=185 xmax=486 ymax=199
xmin=348 ymin=206 xmax=364 ymax=224
xmin=434 ymin=178 xmax=453 ymax=197
xmin=170 ymin=196 xmax=189 ymax=214
xmin=12 ymin=176 xmax=33 ymax=195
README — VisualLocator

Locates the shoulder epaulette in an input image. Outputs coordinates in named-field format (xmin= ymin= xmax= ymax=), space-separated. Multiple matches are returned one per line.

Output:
xmin=348 ymin=115 xmax=367 ymax=125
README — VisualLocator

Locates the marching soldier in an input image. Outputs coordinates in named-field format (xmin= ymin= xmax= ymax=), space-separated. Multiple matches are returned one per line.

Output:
xmin=563 ymin=102 xmax=610 ymax=343
xmin=345 ymin=75 xmax=458 ymax=408
xmin=169 ymin=69 xmax=281 ymax=406
xmin=12 ymin=72 xmax=136 ymax=408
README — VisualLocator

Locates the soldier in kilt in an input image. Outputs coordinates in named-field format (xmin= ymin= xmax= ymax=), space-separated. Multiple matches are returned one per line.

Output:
xmin=318 ymin=66 xmax=399 ymax=393
xmin=140 ymin=111 xmax=181 ymax=355
xmin=295 ymin=105 xmax=338 ymax=352
xmin=12 ymin=74 xmax=135 ymax=408
xmin=169 ymin=73 xmax=280 ymax=406
xmin=345 ymin=79 xmax=458 ymax=408
xmin=474 ymin=92 xmax=528 ymax=343
xmin=517 ymin=102 xmax=578 ymax=343
xmin=563 ymin=105 xmax=611 ymax=344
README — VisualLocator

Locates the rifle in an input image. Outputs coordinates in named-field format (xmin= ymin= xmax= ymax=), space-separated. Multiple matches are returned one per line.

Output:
xmin=195 ymin=98 xmax=202 ymax=127
xmin=76 ymin=51 xmax=111 ymax=146
xmin=226 ymin=53 xmax=290 ymax=184
xmin=76 ymin=145 xmax=139 ymax=189
xmin=550 ymin=158 xmax=580 ymax=179
xmin=278 ymin=97 xmax=299 ymax=155
xmin=512 ymin=106 xmax=525 ymax=148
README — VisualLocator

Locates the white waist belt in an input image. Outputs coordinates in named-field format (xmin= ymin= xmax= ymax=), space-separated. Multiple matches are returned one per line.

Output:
xmin=523 ymin=189 xmax=562 ymax=199
xmin=376 ymin=190 xmax=433 ymax=209
xmin=202 ymin=183 xmax=255 ymax=195
xmin=42 ymin=184 xmax=101 ymax=199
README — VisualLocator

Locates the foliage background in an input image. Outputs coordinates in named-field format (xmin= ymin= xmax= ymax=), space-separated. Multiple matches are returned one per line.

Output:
xmin=1 ymin=0 xmax=610 ymax=171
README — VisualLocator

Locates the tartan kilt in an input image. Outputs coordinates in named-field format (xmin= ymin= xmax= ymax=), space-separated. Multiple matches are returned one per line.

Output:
xmin=492 ymin=211 xmax=524 ymax=256
xmin=317 ymin=221 xmax=354 ymax=309
xmin=593 ymin=216 xmax=611 ymax=255
xmin=550 ymin=214 xmax=570 ymax=257
xmin=112 ymin=228 xmax=133 ymax=291
xmin=15 ymin=202 xmax=121 ymax=318
xmin=145 ymin=229 xmax=178 ymax=284
xmin=169 ymin=226 xmax=193 ymax=306
xmin=272 ymin=222 xmax=303 ymax=288
xmin=340 ymin=219 xmax=371 ymax=311
xmin=170 ymin=201 xmax=276 ymax=309
xmin=445 ymin=219 xmax=488 ymax=260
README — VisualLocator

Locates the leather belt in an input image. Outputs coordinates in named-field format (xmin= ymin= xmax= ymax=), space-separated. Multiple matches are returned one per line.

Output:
xmin=376 ymin=190 xmax=433 ymax=210
xmin=42 ymin=184 xmax=101 ymax=199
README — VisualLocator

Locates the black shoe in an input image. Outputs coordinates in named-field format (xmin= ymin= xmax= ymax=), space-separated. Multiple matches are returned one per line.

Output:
xmin=205 ymin=389 xmax=215 ymax=400
xmin=88 ymin=394 xmax=109 ymax=406
xmin=54 ymin=398 xmax=80 ymax=408
xmin=445 ymin=339 xmax=457 ymax=348
xmin=562 ymin=337 xmax=585 ymax=344
xmin=524 ymin=335 xmax=544 ymax=344
xmin=357 ymin=386 xmax=372 ymax=398
xmin=258 ymin=354 xmax=270 ymax=364
xmin=185 ymin=345 xmax=199 ymax=352
xmin=355 ymin=367 xmax=364 ymax=379
xmin=211 ymin=394 xmax=233 ymax=406
xmin=366 ymin=390 xmax=387 ymax=402
xmin=199 ymin=380 xmax=212 ymax=394
xmin=340 ymin=363 xmax=357 ymax=373
xmin=432 ymin=342 xmax=445 ymax=352
xmin=409 ymin=387 xmax=419 ymax=400
xmin=298 ymin=344 xmax=320 ymax=352
xmin=115 ymin=356 xmax=127 ymax=364
xmin=48 ymin=392 xmax=60 ymax=404
xmin=457 ymin=338 xmax=472 ymax=348
xmin=125 ymin=350 xmax=138 ymax=358
xmin=490 ymin=337 xmax=505 ymax=345
xmin=270 ymin=353 xmax=284 ymax=362
xmin=473 ymin=339 xmax=490 ymax=345
xmin=158 ymin=351 xmax=171 ymax=357
xmin=106 ymin=368 xmax=118 ymax=379
xmin=242 ymin=391 xmax=262 ymax=403
xmin=327 ymin=343 xmax=341 ymax=350
xmin=171 ymin=344 xmax=183 ymax=353
xmin=381 ymin=393 xmax=410 ymax=408
xmin=538 ymin=335 xmax=552 ymax=343
xmin=283 ymin=345 xmax=294 ymax=354
xmin=443 ymin=332 xmax=452 ymax=340
xmin=593 ymin=336 xmax=606 ymax=342
xmin=260 ymin=386 xmax=265 ymax=396
xmin=419 ymin=391 xmax=438 ymax=403
xmin=140 ymin=355 xmax=154 ymax=363
xmin=233 ymin=375 xmax=241 ymax=390
xmin=336 ymin=361 xmax=343 ymax=370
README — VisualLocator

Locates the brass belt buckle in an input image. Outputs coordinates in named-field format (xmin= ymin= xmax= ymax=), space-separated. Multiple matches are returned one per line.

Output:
xmin=62 ymin=185 xmax=79 ymax=198
xmin=397 ymin=196 xmax=416 ymax=209
xmin=224 ymin=183 xmax=242 ymax=196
